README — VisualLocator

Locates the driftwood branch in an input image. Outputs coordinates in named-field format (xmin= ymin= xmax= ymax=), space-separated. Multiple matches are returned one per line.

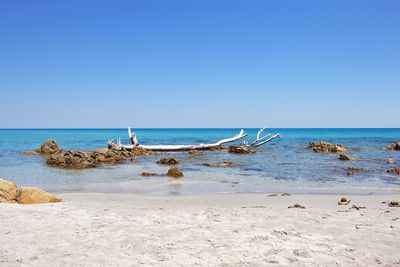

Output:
xmin=111 ymin=127 xmax=280 ymax=152
xmin=123 ymin=128 xmax=248 ymax=151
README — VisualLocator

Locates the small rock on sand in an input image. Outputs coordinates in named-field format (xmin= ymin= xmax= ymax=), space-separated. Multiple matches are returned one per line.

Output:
xmin=17 ymin=187 xmax=62 ymax=204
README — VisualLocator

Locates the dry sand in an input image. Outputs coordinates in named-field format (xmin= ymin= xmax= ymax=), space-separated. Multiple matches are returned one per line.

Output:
xmin=1 ymin=193 xmax=400 ymax=266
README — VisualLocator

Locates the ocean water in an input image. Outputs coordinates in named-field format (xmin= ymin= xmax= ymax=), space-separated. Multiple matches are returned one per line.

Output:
xmin=0 ymin=128 xmax=399 ymax=195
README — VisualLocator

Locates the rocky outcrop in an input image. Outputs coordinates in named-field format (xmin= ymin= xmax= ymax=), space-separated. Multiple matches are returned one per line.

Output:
xmin=338 ymin=154 xmax=353 ymax=161
xmin=309 ymin=141 xmax=347 ymax=153
xmin=0 ymin=179 xmax=18 ymax=203
xmin=35 ymin=140 xmax=63 ymax=155
xmin=387 ymin=167 xmax=400 ymax=175
xmin=17 ymin=187 xmax=62 ymax=204
xmin=130 ymin=146 xmax=152 ymax=156
xmin=204 ymin=161 xmax=234 ymax=167
xmin=46 ymin=147 xmax=135 ymax=169
xmin=229 ymin=146 xmax=255 ymax=154
xmin=157 ymin=158 xmax=178 ymax=165
xmin=387 ymin=142 xmax=400 ymax=151
xmin=167 ymin=168 xmax=183 ymax=178
xmin=0 ymin=179 xmax=62 ymax=204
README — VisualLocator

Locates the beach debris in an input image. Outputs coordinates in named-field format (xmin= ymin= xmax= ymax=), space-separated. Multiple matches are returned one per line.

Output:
xmin=204 ymin=160 xmax=234 ymax=167
xmin=386 ymin=141 xmax=400 ymax=151
xmin=188 ymin=150 xmax=204 ymax=156
xmin=17 ymin=187 xmax=62 ymax=204
xmin=387 ymin=167 xmax=400 ymax=175
xmin=338 ymin=197 xmax=351 ymax=205
xmin=141 ymin=172 xmax=161 ymax=177
xmin=339 ymin=154 xmax=353 ymax=161
xmin=386 ymin=158 xmax=396 ymax=164
xmin=157 ymin=158 xmax=179 ymax=165
xmin=388 ymin=201 xmax=400 ymax=207
xmin=0 ymin=178 xmax=62 ymax=204
xmin=23 ymin=150 xmax=39 ymax=156
xmin=267 ymin=194 xmax=279 ymax=197
xmin=355 ymin=224 xmax=372 ymax=229
xmin=308 ymin=141 xmax=347 ymax=153
xmin=166 ymin=167 xmax=184 ymax=178
xmin=281 ymin=192 xmax=291 ymax=196
xmin=351 ymin=205 xmax=366 ymax=210
xmin=0 ymin=179 xmax=18 ymax=203
xmin=288 ymin=204 xmax=305 ymax=209
xmin=229 ymin=146 xmax=255 ymax=154
xmin=35 ymin=139 xmax=63 ymax=155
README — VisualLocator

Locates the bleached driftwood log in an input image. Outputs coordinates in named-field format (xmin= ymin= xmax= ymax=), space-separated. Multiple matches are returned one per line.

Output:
xmin=112 ymin=127 xmax=280 ymax=152
xmin=121 ymin=128 xmax=248 ymax=151
xmin=243 ymin=127 xmax=281 ymax=147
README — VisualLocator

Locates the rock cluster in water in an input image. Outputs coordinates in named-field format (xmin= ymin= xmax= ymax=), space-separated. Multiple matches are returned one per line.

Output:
xmin=387 ymin=141 xmax=400 ymax=151
xmin=157 ymin=157 xmax=179 ymax=165
xmin=166 ymin=167 xmax=184 ymax=178
xmin=0 ymin=178 xmax=62 ymax=204
xmin=35 ymin=139 xmax=63 ymax=155
xmin=308 ymin=141 xmax=348 ymax=153
xmin=229 ymin=146 xmax=255 ymax=154
xmin=27 ymin=140 xmax=152 ymax=169
xmin=387 ymin=167 xmax=400 ymax=175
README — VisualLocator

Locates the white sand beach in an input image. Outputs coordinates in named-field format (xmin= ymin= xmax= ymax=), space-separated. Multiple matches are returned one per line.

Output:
xmin=1 ymin=193 xmax=399 ymax=266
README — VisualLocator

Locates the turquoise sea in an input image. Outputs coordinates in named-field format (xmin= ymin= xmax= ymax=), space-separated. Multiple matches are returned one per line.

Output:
xmin=0 ymin=128 xmax=399 ymax=195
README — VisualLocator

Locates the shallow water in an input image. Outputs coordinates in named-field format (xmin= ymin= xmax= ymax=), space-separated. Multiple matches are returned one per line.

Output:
xmin=0 ymin=128 xmax=399 ymax=195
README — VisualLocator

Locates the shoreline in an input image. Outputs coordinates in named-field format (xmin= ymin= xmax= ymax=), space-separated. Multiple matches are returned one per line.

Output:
xmin=1 ymin=192 xmax=399 ymax=266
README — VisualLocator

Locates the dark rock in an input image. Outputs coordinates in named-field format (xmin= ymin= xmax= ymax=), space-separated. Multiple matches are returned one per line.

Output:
xmin=308 ymin=141 xmax=347 ymax=153
xmin=166 ymin=167 xmax=183 ymax=178
xmin=387 ymin=167 xmax=400 ymax=175
xmin=141 ymin=172 xmax=161 ymax=177
xmin=35 ymin=140 xmax=63 ymax=155
xmin=229 ymin=146 xmax=255 ymax=154
xmin=339 ymin=154 xmax=353 ymax=161
xmin=338 ymin=197 xmax=351 ymax=205
xmin=281 ymin=192 xmax=291 ymax=196
xmin=346 ymin=171 xmax=354 ymax=175
xmin=157 ymin=158 xmax=178 ymax=165
xmin=387 ymin=142 xmax=400 ymax=151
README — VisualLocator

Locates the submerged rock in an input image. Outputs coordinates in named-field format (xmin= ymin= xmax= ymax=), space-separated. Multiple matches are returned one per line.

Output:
xmin=229 ymin=146 xmax=255 ymax=154
xmin=204 ymin=160 xmax=234 ymax=167
xmin=387 ymin=141 xmax=400 ymax=151
xmin=141 ymin=172 xmax=161 ymax=177
xmin=35 ymin=139 xmax=63 ymax=155
xmin=188 ymin=150 xmax=204 ymax=156
xmin=339 ymin=154 xmax=353 ymax=161
xmin=166 ymin=167 xmax=183 ymax=178
xmin=23 ymin=150 xmax=39 ymax=156
xmin=387 ymin=167 xmax=400 ymax=175
xmin=157 ymin=158 xmax=179 ymax=165
xmin=210 ymin=146 xmax=230 ymax=151
xmin=17 ymin=187 xmax=62 ymax=204
xmin=387 ymin=158 xmax=396 ymax=164
xmin=0 ymin=179 xmax=18 ymax=203
xmin=308 ymin=141 xmax=347 ymax=153
xmin=130 ymin=146 xmax=152 ymax=156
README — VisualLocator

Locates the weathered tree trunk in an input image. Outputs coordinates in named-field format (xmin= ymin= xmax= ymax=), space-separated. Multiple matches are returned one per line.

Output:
xmin=114 ymin=127 xmax=280 ymax=152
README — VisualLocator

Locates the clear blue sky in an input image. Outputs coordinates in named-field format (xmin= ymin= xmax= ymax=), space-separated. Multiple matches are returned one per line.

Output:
xmin=0 ymin=0 xmax=399 ymax=128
